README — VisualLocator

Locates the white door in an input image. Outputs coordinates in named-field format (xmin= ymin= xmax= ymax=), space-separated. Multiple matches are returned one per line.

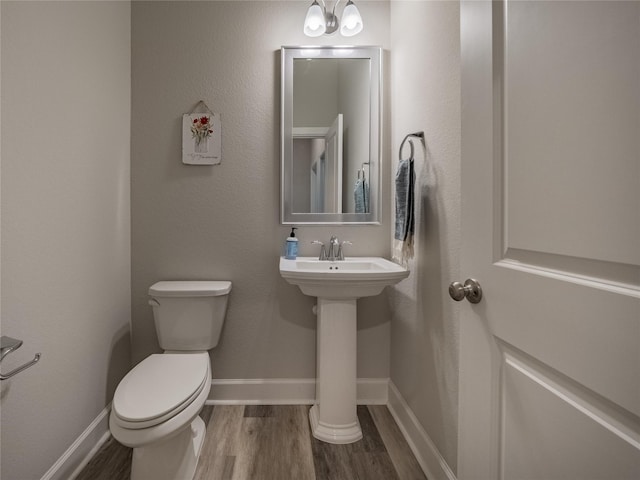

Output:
xmin=459 ymin=2 xmax=640 ymax=479
xmin=324 ymin=113 xmax=344 ymax=213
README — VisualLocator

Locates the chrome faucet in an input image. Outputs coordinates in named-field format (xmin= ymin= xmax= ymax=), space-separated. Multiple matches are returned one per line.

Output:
xmin=312 ymin=236 xmax=352 ymax=261
xmin=327 ymin=236 xmax=340 ymax=261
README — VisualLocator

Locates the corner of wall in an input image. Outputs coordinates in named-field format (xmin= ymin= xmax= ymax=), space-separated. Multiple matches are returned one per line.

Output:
xmin=388 ymin=0 xmax=462 ymax=474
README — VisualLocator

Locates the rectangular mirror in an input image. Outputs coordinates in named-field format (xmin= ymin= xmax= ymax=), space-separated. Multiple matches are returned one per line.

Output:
xmin=281 ymin=46 xmax=382 ymax=224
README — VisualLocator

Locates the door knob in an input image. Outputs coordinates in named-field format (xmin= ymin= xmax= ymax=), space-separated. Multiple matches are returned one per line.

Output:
xmin=449 ymin=279 xmax=483 ymax=304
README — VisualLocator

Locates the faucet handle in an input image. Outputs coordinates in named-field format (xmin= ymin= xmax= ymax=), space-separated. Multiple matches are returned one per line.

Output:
xmin=337 ymin=241 xmax=352 ymax=261
xmin=311 ymin=240 xmax=327 ymax=261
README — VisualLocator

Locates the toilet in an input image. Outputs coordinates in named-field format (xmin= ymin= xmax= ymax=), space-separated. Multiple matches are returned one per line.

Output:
xmin=109 ymin=280 xmax=231 ymax=480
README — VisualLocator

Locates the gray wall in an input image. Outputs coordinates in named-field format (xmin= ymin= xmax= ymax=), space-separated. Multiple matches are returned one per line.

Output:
xmin=0 ymin=1 xmax=131 ymax=479
xmin=131 ymin=1 xmax=392 ymax=381
xmin=389 ymin=1 xmax=462 ymax=473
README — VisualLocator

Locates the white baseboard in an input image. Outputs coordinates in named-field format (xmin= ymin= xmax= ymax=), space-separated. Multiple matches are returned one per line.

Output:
xmin=387 ymin=381 xmax=457 ymax=480
xmin=41 ymin=404 xmax=112 ymax=480
xmin=207 ymin=377 xmax=389 ymax=405
xmin=207 ymin=378 xmax=315 ymax=405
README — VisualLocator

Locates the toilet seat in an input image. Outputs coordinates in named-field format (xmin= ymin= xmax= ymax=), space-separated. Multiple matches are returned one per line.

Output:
xmin=109 ymin=365 xmax=210 ymax=449
xmin=112 ymin=353 xmax=209 ymax=430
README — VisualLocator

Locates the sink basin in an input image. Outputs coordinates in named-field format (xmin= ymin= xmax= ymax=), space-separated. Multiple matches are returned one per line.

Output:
xmin=279 ymin=256 xmax=409 ymax=299
xmin=279 ymin=256 xmax=409 ymax=445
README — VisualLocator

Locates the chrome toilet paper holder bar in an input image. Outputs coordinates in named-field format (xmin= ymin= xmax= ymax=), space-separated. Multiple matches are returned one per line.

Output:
xmin=0 ymin=336 xmax=41 ymax=380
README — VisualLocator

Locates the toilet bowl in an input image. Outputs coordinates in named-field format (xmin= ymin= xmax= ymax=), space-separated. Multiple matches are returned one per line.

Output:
xmin=110 ymin=281 xmax=231 ymax=480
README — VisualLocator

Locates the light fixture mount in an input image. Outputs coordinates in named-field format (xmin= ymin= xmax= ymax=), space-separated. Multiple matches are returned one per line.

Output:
xmin=324 ymin=10 xmax=339 ymax=35
xmin=303 ymin=0 xmax=363 ymax=38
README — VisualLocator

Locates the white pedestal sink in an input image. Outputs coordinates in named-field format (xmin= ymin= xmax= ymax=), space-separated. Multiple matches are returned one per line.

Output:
xmin=279 ymin=256 xmax=409 ymax=444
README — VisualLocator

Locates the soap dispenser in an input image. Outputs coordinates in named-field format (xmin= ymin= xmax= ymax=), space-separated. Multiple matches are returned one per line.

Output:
xmin=285 ymin=227 xmax=298 ymax=260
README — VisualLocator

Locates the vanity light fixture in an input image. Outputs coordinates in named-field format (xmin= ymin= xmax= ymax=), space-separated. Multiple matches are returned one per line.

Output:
xmin=303 ymin=0 xmax=363 ymax=38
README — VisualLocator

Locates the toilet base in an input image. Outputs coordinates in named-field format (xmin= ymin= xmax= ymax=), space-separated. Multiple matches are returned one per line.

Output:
xmin=130 ymin=415 xmax=206 ymax=480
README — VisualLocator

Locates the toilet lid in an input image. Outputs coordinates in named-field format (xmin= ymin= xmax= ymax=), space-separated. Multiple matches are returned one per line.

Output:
xmin=113 ymin=353 xmax=209 ymax=425
xmin=149 ymin=281 xmax=232 ymax=297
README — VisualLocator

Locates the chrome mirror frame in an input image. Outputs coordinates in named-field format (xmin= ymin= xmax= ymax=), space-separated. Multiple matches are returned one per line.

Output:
xmin=280 ymin=45 xmax=382 ymax=225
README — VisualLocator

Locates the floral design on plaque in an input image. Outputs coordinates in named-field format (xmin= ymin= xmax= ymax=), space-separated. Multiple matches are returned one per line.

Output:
xmin=191 ymin=116 xmax=213 ymax=153
xmin=182 ymin=112 xmax=221 ymax=165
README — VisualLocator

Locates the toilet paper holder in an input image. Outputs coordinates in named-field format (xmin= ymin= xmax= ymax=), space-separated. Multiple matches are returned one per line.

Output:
xmin=1 ymin=336 xmax=41 ymax=380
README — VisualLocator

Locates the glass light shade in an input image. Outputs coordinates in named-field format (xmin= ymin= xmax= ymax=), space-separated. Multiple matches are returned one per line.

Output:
xmin=304 ymin=1 xmax=327 ymax=37
xmin=340 ymin=0 xmax=363 ymax=37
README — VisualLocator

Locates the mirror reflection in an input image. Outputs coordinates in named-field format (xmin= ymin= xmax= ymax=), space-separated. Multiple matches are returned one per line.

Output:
xmin=292 ymin=59 xmax=370 ymax=214
xmin=281 ymin=46 xmax=381 ymax=224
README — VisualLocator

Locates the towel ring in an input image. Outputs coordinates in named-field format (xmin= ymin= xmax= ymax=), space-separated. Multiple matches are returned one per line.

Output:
xmin=399 ymin=131 xmax=424 ymax=161
xmin=399 ymin=138 xmax=415 ymax=161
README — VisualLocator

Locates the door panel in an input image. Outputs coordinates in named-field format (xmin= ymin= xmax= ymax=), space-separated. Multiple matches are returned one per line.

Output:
xmin=498 ymin=0 xmax=640 ymax=273
xmin=459 ymin=1 xmax=640 ymax=478
xmin=503 ymin=349 xmax=640 ymax=480
xmin=504 ymin=1 xmax=640 ymax=266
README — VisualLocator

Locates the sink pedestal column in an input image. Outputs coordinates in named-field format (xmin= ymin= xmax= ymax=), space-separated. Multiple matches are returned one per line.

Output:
xmin=309 ymin=297 xmax=362 ymax=444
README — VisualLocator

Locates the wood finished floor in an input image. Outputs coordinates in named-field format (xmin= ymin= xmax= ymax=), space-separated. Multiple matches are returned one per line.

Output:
xmin=76 ymin=405 xmax=427 ymax=480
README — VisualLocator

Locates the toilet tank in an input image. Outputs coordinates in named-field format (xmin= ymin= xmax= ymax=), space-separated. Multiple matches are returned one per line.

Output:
xmin=148 ymin=281 xmax=232 ymax=351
